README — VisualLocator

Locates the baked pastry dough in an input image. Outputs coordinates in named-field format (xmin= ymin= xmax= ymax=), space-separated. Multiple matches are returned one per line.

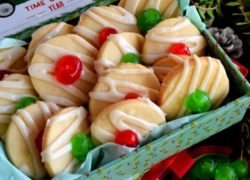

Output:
xmin=0 ymin=47 xmax=27 ymax=73
xmin=5 ymin=101 xmax=60 ymax=179
xmin=0 ymin=74 xmax=37 ymax=138
xmin=74 ymin=6 xmax=139 ymax=48
xmin=119 ymin=0 xmax=180 ymax=18
xmin=159 ymin=55 xmax=229 ymax=120
xmin=41 ymin=107 xmax=89 ymax=177
xmin=143 ymin=17 xmax=207 ymax=65
xmin=91 ymin=97 xmax=165 ymax=144
xmin=25 ymin=22 xmax=73 ymax=63
xmin=89 ymin=63 xmax=160 ymax=120
xmin=28 ymin=34 xmax=98 ymax=107
xmin=95 ymin=32 xmax=144 ymax=74
xmin=152 ymin=54 xmax=191 ymax=82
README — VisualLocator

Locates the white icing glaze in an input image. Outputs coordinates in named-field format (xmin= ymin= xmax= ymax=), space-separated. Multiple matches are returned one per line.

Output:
xmin=145 ymin=17 xmax=206 ymax=64
xmin=144 ymin=0 xmax=161 ymax=9
xmin=89 ymin=76 xmax=159 ymax=103
xmin=91 ymin=6 xmax=136 ymax=25
xmin=92 ymin=97 xmax=164 ymax=143
xmin=91 ymin=123 xmax=115 ymax=143
xmin=163 ymin=0 xmax=179 ymax=18
xmin=74 ymin=25 xmax=99 ymax=43
xmin=123 ymin=0 xmax=140 ymax=14
xmin=161 ymin=58 xmax=189 ymax=108
xmin=109 ymin=109 xmax=158 ymax=139
xmin=0 ymin=74 xmax=36 ymax=120
xmin=95 ymin=34 xmax=139 ymax=74
xmin=12 ymin=101 xmax=59 ymax=178
xmin=28 ymin=63 xmax=89 ymax=105
xmin=41 ymin=107 xmax=87 ymax=167
xmin=35 ymin=43 xmax=94 ymax=66
xmin=200 ymin=57 xmax=214 ymax=91
xmin=0 ymin=47 xmax=26 ymax=69
xmin=177 ymin=55 xmax=201 ymax=116
xmin=25 ymin=22 xmax=67 ymax=61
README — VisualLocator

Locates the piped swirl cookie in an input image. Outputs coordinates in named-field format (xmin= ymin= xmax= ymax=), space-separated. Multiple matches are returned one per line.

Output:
xmin=6 ymin=101 xmax=60 ymax=179
xmin=25 ymin=22 xmax=73 ymax=63
xmin=95 ymin=32 xmax=144 ymax=74
xmin=143 ymin=17 xmax=207 ymax=65
xmin=91 ymin=97 xmax=165 ymax=144
xmin=89 ymin=63 xmax=160 ymax=120
xmin=0 ymin=74 xmax=37 ymax=138
xmin=0 ymin=47 xmax=27 ymax=73
xmin=119 ymin=0 xmax=180 ymax=18
xmin=28 ymin=34 xmax=98 ymax=107
xmin=74 ymin=6 xmax=139 ymax=48
xmin=41 ymin=107 xmax=89 ymax=176
xmin=152 ymin=54 xmax=192 ymax=82
xmin=159 ymin=55 xmax=229 ymax=120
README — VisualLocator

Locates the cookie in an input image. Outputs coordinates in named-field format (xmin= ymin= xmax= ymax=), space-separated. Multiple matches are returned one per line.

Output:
xmin=41 ymin=107 xmax=89 ymax=176
xmin=25 ymin=22 xmax=73 ymax=63
xmin=5 ymin=101 xmax=60 ymax=179
xmin=89 ymin=63 xmax=160 ymax=121
xmin=91 ymin=97 xmax=165 ymax=144
xmin=0 ymin=47 xmax=27 ymax=73
xmin=159 ymin=55 xmax=229 ymax=120
xmin=74 ymin=6 xmax=139 ymax=48
xmin=28 ymin=34 xmax=98 ymax=107
xmin=95 ymin=32 xmax=144 ymax=74
xmin=152 ymin=54 xmax=192 ymax=82
xmin=0 ymin=74 xmax=37 ymax=138
xmin=142 ymin=17 xmax=207 ymax=65
xmin=119 ymin=0 xmax=180 ymax=18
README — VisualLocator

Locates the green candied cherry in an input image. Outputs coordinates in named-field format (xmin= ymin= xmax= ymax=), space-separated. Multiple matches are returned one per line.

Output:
xmin=121 ymin=53 xmax=142 ymax=64
xmin=231 ymin=159 xmax=249 ymax=177
xmin=184 ymin=89 xmax=212 ymax=114
xmin=192 ymin=157 xmax=217 ymax=179
xmin=71 ymin=133 xmax=94 ymax=162
xmin=137 ymin=9 xmax=162 ymax=32
xmin=15 ymin=97 xmax=36 ymax=112
xmin=215 ymin=164 xmax=237 ymax=180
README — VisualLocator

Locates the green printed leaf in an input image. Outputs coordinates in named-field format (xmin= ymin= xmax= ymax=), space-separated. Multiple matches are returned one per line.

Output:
xmin=226 ymin=2 xmax=241 ymax=6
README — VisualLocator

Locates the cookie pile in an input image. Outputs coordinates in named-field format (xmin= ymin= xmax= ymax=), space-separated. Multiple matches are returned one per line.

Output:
xmin=0 ymin=1 xmax=230 ymax=179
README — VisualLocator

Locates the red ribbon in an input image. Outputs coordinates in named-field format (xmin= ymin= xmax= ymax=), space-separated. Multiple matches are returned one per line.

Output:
xmin=141 ymin=151 xmax=194 ymax=180
xmin=231 ymin=58 xmax=249 ymax=78
xmin=141 ymin=146 xmax=233 ymax=180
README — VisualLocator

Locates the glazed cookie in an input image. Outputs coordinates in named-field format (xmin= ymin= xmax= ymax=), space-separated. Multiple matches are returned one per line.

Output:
xmin=95 ymin=32 xmax=144 ymax=74
xmin=143 ymin=17 xmax=207 ymax=65
xmin=119 ymin=0 xmax=180 ymax=18
xmin=0 ymin=74 xmax=37 ymax=138
xmin=28 ymin=34 xmax=98 ymax=107
xmin=91 ymin=97 xmax=165 ymax=144
xmin=0 ymin=47 xmax=27 ymax=73
xmin=25 ymin=22 xmax=73 ymax=63
xmin=74 ymin=6 xmax=139 ymax=48
xmin=152 ymin=54 xmax=192 ymax=82
xmin=89 ymin=63 xmax=160 ymax=120
xmin=6 ymin=101 xmax=60 ymax=179
xmin=41 ymin=107 xmax=89 ymax=176
xmin=159 ymin=55 xmax=229 ymax=120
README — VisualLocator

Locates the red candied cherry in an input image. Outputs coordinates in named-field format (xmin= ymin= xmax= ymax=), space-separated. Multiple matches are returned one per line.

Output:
xmin=0 ymin=70 xmax=12 ymax=81
xmin=99 ymin=27 xmax=118 ymax=45
xmin=168 ymin=43 xmax=191 ymax=55
xmin=124 ymin=92 xmax=141 ymax=100
xmin=114 ymin=130 xmax=139 ymax=147
xmin=54 ymin=55 xmax=82 ymax=85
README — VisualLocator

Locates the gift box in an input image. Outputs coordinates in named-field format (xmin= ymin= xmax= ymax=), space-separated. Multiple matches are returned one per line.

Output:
xmin=0 ymin=0 xmax=249 ymax=179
